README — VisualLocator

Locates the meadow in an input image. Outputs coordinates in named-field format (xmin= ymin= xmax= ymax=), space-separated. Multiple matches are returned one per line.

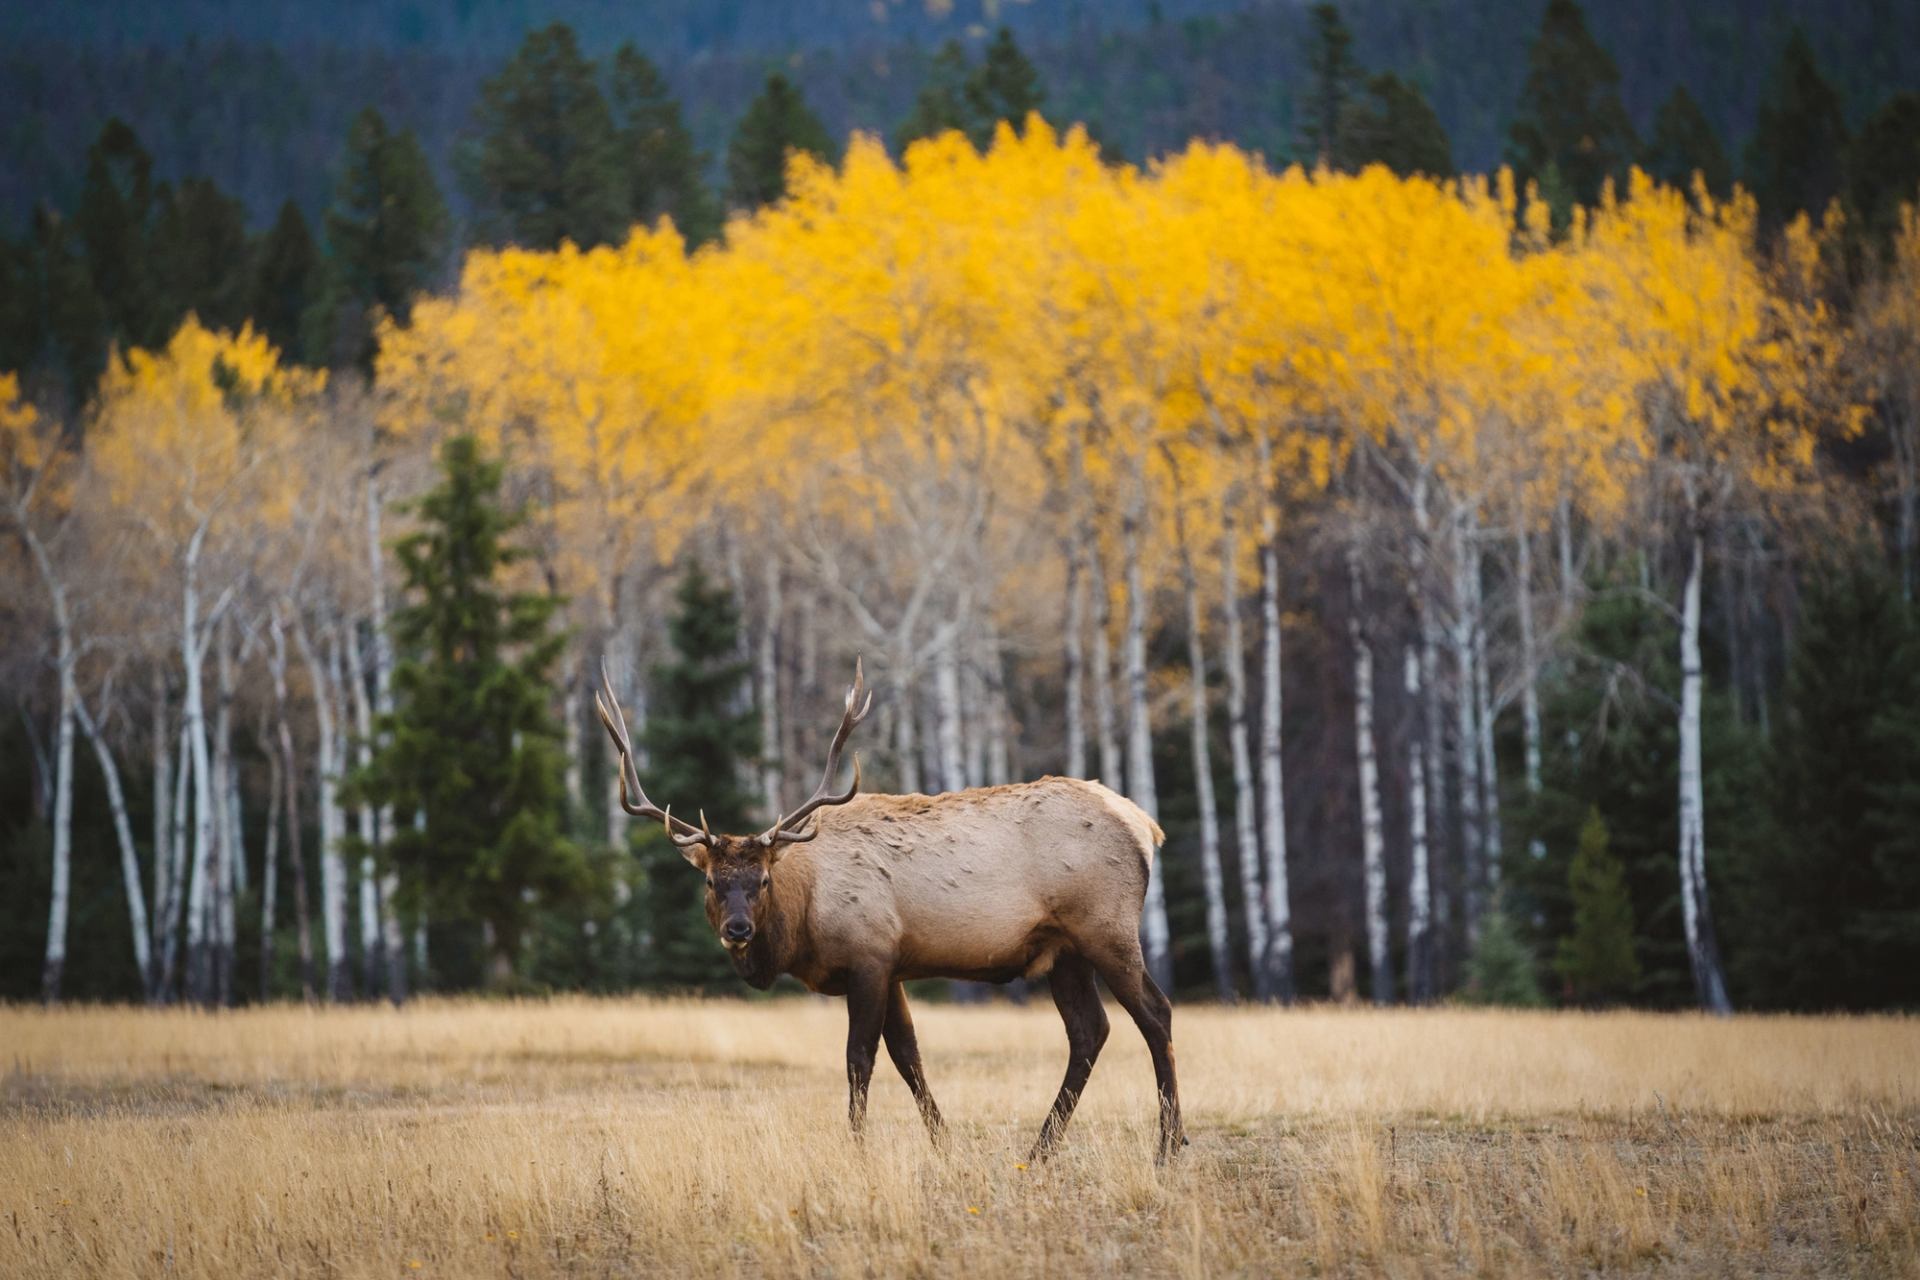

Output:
xmin=2 ymin=997 xmax=1916 ymax=1277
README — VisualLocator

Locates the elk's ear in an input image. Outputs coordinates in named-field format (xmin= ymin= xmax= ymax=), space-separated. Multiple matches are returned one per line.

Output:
xmin=677 ymin=841 xmax=710 ymax=873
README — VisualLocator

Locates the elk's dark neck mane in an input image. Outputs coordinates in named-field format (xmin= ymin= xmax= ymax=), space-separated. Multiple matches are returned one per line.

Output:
xmin=735 ymin=851 xmax=818 ymax=990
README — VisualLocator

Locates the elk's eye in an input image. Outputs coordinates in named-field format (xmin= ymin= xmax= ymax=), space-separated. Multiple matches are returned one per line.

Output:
xmin=761 ymin=875 xmax=770 ymax=889
xmin=705 ymin=876 xmax=714 ymax=889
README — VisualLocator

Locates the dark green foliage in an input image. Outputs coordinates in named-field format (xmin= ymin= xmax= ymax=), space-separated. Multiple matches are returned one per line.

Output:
xmin=74 ymin=119 xmax=167 ymax=351
xmin=1844 ymin=93 xmax=1920 ymax=259
xmin=347 ymin=434 xmax=587 ymax=985
xmin=318 ymin=107 xmax=449 ymax=369
xmin=1729 ymin=558 xmax=1920 ymax=1010
xmin=467 ymin=22 xmax=627 ymax=250
xmin=152 ymin=177 xmax=251 ymax=332
xmin=1301 ymin=3 xmax=1358 ymax=168
xmin=1345 ymin=73 xmax=1454 ymax=178
xmin=1642 ymin=86 xmax=1731 ymax=199
xmin=608 ymin=44 xmax=720 ymax=246
xmin=248 ymin=201 xmax=320 ymax=360
xmin=896 ymin=40 xmax=974 ymax=152
xmin=726 ymin=73 xmax=833 ymax=210
xmin=1459 ymin=899 xmax=1545 ymax=1007
xmin=964 ymin=27 xmax=1046 ymax=148
xmin=23 ymin=209 xmax=107 ymax=407
xmin=1506 ymin=0 xmax=1637 ymax=216
xmin=1742 ymin=29 xmax=1848 ymax=234
xmin=1554 ymin=808 xmax=1639 ymax=1003
xmin=631 ymin=563 xmax=762 ymax=990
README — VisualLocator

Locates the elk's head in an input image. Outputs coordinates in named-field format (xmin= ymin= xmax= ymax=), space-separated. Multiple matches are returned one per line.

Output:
xmin=595 ymin=657 xmax=871 ymax=979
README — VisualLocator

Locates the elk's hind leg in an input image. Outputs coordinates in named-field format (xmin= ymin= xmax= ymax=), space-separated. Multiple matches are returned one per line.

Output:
xmin=1030 ymin=951 xmax=1109 ymax=1160
xmin=1086 ymin=941 xmax=1186 ymax=1162
xmin=883 ymin=981 xmax=945 ymax=1143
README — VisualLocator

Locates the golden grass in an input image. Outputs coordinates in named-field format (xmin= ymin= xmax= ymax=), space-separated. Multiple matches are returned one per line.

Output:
xmin=2 ymin=997 xmax=1916 ymax=1277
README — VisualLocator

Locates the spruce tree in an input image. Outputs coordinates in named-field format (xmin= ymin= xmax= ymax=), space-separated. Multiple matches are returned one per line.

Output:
xmin=608 ymin=44 xmax=720 ymax=247
xmin=1845 ymin=93 xmax=1920 ymax=258
xmin=964 ymin=27 xmax=1046 ymax=149
xmin=726 ymin=73 xmax=833 ymax=210
xmin=1301 ymin=3 xmax=1358 ymax=169
xmin=632 ymin=563 xmax=761 ymax=990
xmin=74 ymin=119 xmax=164 ymax=351
xmin=1506 ymin=0 xmax=1637 ymax=216
xmin=1642 ymin=86 xmax=1731 ymax=199
xmin=1345 ymin=73 xmax=1454 ymax=179
xmin=468 ymin=23 xmax=628 ymax=250
xmin=1742 ymin=29 xmax=1848 ymax=235
xmin=896 ymin=40 xmax=974 ymax=152
xmin=1460 ymin=899 xmax=1546 ymax=1008
xmin=151 ymin=177 xmax=252 ymax=334
xmin=1554 ymin=808 xmax=1639 ymax=1004
xmin=348 ymin=435 xmax=586 ymax=988
xmin=249 ymin=201 xmax=321 ymax=360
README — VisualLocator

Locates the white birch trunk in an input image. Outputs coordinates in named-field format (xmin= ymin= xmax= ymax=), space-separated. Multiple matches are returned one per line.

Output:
xmin=1178 ymin=515 xmax=1234 ymax=1001
xmin=983 ymin=626 xmax=1011 ymax=785
xmin=1516 ymin=521 xmax=1545 ymax=860
xmin=180 ymin=529 xmax=218 ymax=1005
xmin=1470 ymin=532 xmax=1503 ymax=886
xmin=1123 ymin=478 xmax=1172 ymax=992
xmin=962 ymin=657 xmax=986 ymax=790
xmin=259 ymin=736 xmax=281 ymax=1001
xmin=345 ymin=622 xmax=384 ymax=998
xmin=162 ymin=714 xmax=191 ymax=998
xmin=1090 ymin=548 xmax=1122 ymax=789
xmin=759 ymin=555 xmax=782 ymax=816
xmin=1451 ymin=519 xmax=1485 ymax=938
xmin=1256 ymin=447 xmax=1293 ymax=1001
xmin=1063 ymin=527 xmax=1088 ymax=778
xmin=1678 ymin=523 xmax=1733 ymax=1014
xmin=1220 ymin=514 xmax=1268 ymax=1000
xmin=1347 ymin=547 xmax=1392 ymax=1005
xmin=211 ymin=616 xmax=238 ymax=1006
xmin=39 ymin=585 xmax=75 ymax=1003
xmin=75 ymin=694 xmax=155 ymax=998
xmin=1402 ymin=643 xmax=1432 ymax=1003
xmin=294 ymin=616 xmax=351 ymax=1001
xmin=269 ymin=610 xmax=315 ymax=1000
xmin=364 ymin=479 xmax=407 ymax=1003
xmin=892 ymin=659 xmax=923 ymax=794
xmin=150 ymin=671 xmax=171 ymax=983
xmin=935 ymin=628 xmax=965 ymax=793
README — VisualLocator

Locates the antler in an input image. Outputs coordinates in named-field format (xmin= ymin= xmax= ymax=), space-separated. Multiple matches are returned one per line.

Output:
xmin=596 ymin=658 xmax=714 ymax=846
xmin=758 ymin=658 xmax=872 ymax=846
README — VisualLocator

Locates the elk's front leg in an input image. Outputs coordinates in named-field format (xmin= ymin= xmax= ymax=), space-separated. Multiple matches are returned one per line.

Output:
xmin=844 ymin=967 xmax=890 ymax=1139
xmin=883 ymin=980 xmax=945 ymax=1143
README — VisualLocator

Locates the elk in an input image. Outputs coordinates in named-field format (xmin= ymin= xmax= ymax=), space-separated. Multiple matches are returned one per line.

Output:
xmin=596 ymin=657 xmax=1186 ymax=1161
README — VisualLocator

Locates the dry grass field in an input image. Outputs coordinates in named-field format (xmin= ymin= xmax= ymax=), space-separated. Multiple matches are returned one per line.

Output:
xmin=2 ymin=997 xmax=1916 ymax=1278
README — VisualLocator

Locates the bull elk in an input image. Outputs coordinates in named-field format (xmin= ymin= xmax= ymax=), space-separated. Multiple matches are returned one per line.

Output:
xmin=596 ymin=658 xmax=1186 ymax=1160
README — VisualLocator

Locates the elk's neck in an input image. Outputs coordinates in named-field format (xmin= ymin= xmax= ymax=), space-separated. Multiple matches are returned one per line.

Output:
xmin=735 ymin=853 xmax=818 ymax=991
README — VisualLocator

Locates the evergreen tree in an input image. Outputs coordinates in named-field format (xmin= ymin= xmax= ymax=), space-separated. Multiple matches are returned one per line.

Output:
xmin=1345 ymin=73 xmax=1454 ymax=178
xmin=895 ymin=40 xmax=974 ymax=152
xmin=726 ymin=73 xmax=833 ymax=210
xmin=964 ymin=27 xmax=1046 ymax=149
xmin=1742 ymin=29 xmax=1848 ymax=235
xmin=73 ymin=119 xmax=164 ymax=351
xmin=19 ymin=209 xmax=105 ymax=406
xmin=1459 ymin=899 xmax=1546 ymax=1008
xmin=1731 ymin=559 xmax=1920 ymax=1009
xmin=608 ymin=44 xmax=720 ymax=247
xmin=632 ymin=563 xmax=762 ymax=990
xmin=468 ymin=23 xmax=627 ymax=250
xmin=248 ymin=201 xmax=320 ymax=361
xmin=151 ymin=178 xmax=251 ymax=334
xmin=348 ymin=435 xmax=586 ymax=987
xmin=1642 ymin=86 xmax=1732 ymax=199
xmin=1506 ymin=0 xmax=1637 ymax=216
xmin=1845 ymin=93 xmax=1920 ymax=259
xmin=1300 ymin=3 xmax=1358 ymax=169
xmin=322 ymin=106 xmax=450 ymax=369
xmin=1554 ymin=808 xmax=1639 ymax=1004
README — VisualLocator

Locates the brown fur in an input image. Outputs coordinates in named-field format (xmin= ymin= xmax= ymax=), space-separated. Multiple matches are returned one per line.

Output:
xmin=683 ymin=776 xmax=1185 ymax=1160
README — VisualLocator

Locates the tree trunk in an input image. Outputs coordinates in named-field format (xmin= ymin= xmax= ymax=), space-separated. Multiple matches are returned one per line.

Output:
xmin=1063 ymin=529 xmax=1088 ymax=778
xmin=1470 ymin=531 xmax=1502 ymax=889
xmin=1678 ymin=523 xmax=1733 ymax=1014
xmin=1091 ymin=548 xmax=1122 ymax=790
xmin=892 ymin=655 xmax=923 ymax=794
xmin=39 ymin=587 xmax=75 ymax=1003
xmin=270 ymin=610 xmax=314 ymax=1001
xmin=212 ymin=615 xmax=238 ymax=1006
xmin=1220 ymin=513 xmax=1268 ymax=1000
xmin=180 ymin=533 xmax=218 ymax=1005
xmin=77 ymin=691 xmax=156 ymax=998
xmin=759 ymin=555 xmax=782 ymax=817
xmin=150 ymin=670 xmax=171 ymax=993
xmin=258 ymin=735 xmax=281 ymax=1001
xmin=1451 ymin=518 xmax=1485 ymax=939
xmin=161 ymin=714 xmax=191 ymax=1000
xmin=345 ymin=621 xmax=385 ymax=999
xmin=983 ymin=626 xmax=1011 ymax=785
xmin=1178 ymin=509 xmax=1235 ymax=1002
xmin=1517 ymin=520 xmax=1545 ymax=860
xmin=1402 ymin=642 xmax=1432 ymax=1003
xmin=1347 ymin=547 xmax=1393 ymax=1005
xmin=294 ymin=616 xmax=351 ymax=1002
xmin=935 ymin=626 xmax=965 ymax=793
xmin=1123 ymin=478 xmax=1172 ymax=992
xmin=1257 ymin=457 xmax=1294 ymax=1001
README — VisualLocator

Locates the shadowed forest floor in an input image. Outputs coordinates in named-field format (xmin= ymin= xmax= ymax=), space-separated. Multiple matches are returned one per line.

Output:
xmin=2 ymin=998 xmax=1916 ymax=1276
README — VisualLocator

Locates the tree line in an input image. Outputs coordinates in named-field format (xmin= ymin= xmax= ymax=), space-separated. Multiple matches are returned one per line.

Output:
xmin=4 ymin=1 xmax=1919 ymax=1009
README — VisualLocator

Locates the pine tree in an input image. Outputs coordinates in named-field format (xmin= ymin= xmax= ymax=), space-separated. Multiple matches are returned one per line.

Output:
xmin=320 ymin=106 xmax=450 ymax=368
xmin=964 ymin=27 xmax=1046 ymax=149
xmin=74 ymin=119 xmax=164 ymax=352
xmin=726 ymin=73 xmax=833 ymax=210
xmin=1460 ymin=898 xmax=1546 ymax=1008
xmin=1845 ymin=93 xmax=1920 ymax=258
xmin=1642 ymin=86 xmax=1732 ymax=199
xmin=348 ymin=435 xmax=586 ymax=988
xmin=151 ymin=177 xmax=252 ymax=334
xmin=249 ymin=201 xmax=320 ymax=360
xmin=1555 ymin=808 xmax=1639 ymax=1004
xmin=20 ymin=209 xmax=106 ymax=406
xmin=1742 ymin=29 xmax=1848 ymax=235
xmin=1345 ymin=73 xmax=1454 ymax=178
xmin=1506 ymin=0 xmax=1637 ymax=215
xmin=1300 ymin=3 xmax=1358 ymax=169
xmin=608 ymin=44 xmax=720 ymax=247
xmin=468 ymin=23 xmax=627 ymax=250
xmin=632 ymin=563 xmax=762 ymax=990
xmin=896 ymin=40 xmax=974 ymax=152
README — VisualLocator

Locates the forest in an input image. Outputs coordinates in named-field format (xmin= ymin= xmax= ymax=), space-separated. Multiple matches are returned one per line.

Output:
xmin=4 ymin=0 xmax=1920 ymax=1014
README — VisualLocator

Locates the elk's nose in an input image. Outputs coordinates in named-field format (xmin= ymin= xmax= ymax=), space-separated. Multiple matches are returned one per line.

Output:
xmin=724 ymin=919 xmax=753 ymax=944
